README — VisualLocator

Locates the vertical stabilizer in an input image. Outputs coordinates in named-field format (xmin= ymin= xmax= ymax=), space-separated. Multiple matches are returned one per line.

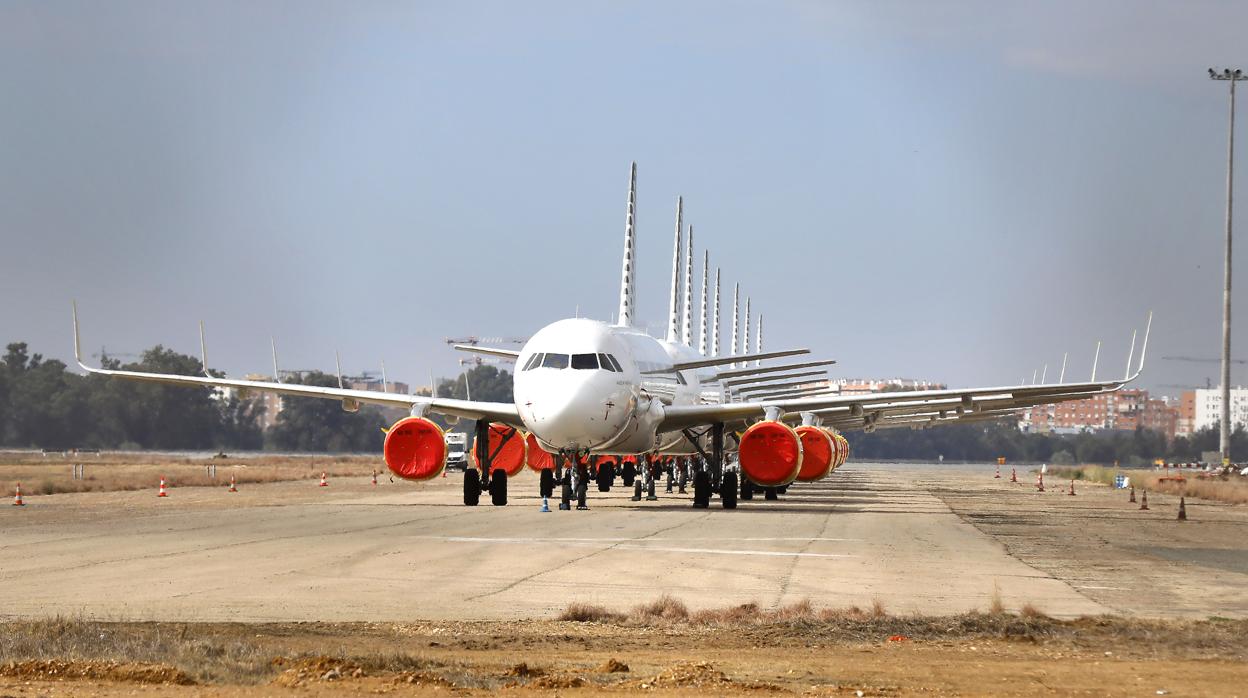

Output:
xmin=698 ymin=250 xmax=709 ymax=355
xmin=712 ymin=268 xmax=721 ymax=356
xmin=743 ymin=298 xmax=751 ymax=368
xmin=617 ymin=162 xmax=638 ymax=327
xmin=666 ymin=197 xmax=683 ymax=341
xmin=756 ymin=314 xmax=763 ymax=366
xmin=681 ymin=225 xmax=694 ymax=346
xmin=730 ymin=283 xmax=740 ymax=365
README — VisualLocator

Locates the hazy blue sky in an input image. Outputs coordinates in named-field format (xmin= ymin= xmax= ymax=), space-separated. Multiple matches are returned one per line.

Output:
xmin=1 ymin=1 xmax=1243 ymax=394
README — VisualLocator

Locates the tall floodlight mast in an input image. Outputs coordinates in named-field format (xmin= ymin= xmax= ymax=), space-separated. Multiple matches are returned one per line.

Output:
xmin=1210 ymin=67 xmax=1243 ymax=465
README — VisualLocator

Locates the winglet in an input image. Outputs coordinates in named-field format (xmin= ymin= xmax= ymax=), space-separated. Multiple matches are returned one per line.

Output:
xmin=1136 ymin=311 xmax=1153 ymax=376
xmin=335 ymin=351 xmax=344 ymax=389
xmin=1091 ymin=340 xmax=1101 ymax=382
xmin=71 ymin=301 xmax=89 ymax=371
xmin=271 ymin=337 xmax=281 ymax=383
xmin=1124 ymin=329 xmax=1137 ymax=381
xmin=381 ymin=360 xmax=389 ymax=394
xmin=199 ymin=321 xmax=211 ymax=377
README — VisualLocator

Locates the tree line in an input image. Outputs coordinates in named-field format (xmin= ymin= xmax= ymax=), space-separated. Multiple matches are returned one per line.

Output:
xmin=1 ymin=339 xmax=1229 ymax=462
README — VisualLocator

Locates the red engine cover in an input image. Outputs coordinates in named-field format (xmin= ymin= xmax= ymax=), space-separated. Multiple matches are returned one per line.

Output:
xmin=794 ymin=425 xmax=834 ymax=482
xmin=738 ymin=420 xmax=803 ymax=487
xmin=525 ymin=432 xmax=555 ymax=471
xmin=383 ymin=417 xmax=447 ymax=481
xmin=828 ymin=430 xmax=848 ymax=469
xmin=472 ymin=423 xmax=528 ymax=477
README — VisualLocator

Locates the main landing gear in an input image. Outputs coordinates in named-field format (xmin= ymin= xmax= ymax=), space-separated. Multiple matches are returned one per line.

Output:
xmin=464 ymin=418 xmax=516 ymax=507
xmin=682 ymin=423 xmax=735 ymax=509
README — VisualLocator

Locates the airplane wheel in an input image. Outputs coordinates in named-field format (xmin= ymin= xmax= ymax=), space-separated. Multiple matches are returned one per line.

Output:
xmin=764 ymin=487 xmax=778 ymax=501
xmin=597 ymin=466 xmax=611 ymax=492
xmin=721 ymin=471 xmax=738 ymax=509
xmin=692 ymin=470 xmax=711 ymax=509
xmin=622 ymin=462 xmax=636 ymax=487
xmin=464 ymin=469 xmax=480 ymax=506
xmin=778 ymin=485 xmax=788 ymax=495
xmin=490 ymin=469 xmax=508 ymax=506
xmin=561 ymin=469 xmax=573 ymax=509
xmin=740 ymin=476 xmax=754 ymax=501
xmin=539 ymin=469 xmax=555 ymax=498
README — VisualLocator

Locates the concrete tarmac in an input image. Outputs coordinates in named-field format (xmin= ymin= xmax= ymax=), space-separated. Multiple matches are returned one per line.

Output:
xmin=3 ymin=463 xmax=1240 ymax=622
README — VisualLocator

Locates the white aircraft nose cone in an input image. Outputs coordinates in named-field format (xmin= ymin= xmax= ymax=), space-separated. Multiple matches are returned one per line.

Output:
xmin=518 ymin=378 xmax=625 ymax=451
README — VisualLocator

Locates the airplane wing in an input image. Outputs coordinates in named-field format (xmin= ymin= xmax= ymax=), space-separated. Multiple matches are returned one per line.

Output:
xmin=661 ymin=315 xmax=1152 ymax=434
xmin=72 ymin=306 xmax=522 ymax=427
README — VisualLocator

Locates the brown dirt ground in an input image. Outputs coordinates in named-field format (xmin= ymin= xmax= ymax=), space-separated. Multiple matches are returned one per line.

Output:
xmin=0 ymin=617 xmax=1244 ymax=697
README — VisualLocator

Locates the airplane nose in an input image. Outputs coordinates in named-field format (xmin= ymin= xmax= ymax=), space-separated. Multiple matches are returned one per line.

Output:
xmin=520 ymin=383 xmax=619 ymax=450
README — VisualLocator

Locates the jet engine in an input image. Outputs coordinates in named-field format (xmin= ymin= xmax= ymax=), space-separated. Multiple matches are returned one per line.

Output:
xmin=471 ymin=423 xmax=528 ymax=477
xmin=827 ymin=429 xmax=849 ymax=470
xmin=383 ymin=416 xmax=447 ymax=481
xmin=525 ymin=432 xmax=555 ymax=471
xmin=794 ymin=425 xmax=834 ymax=482
xmin=738 ymin=420 xmax=803 ymax=488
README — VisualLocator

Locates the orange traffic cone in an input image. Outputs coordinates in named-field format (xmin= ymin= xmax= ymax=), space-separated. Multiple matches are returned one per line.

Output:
xmin=1036 ymin=472 xmax=1045 ymax=492
xmin=13 ymin=483 xmax=24 ymax=506
xmin=994 ymin=463 xmax=1001 ymax=479
xmin=1068 ymin=479 xmax=1076 ymax=496
xmin=371 ymin=470 xmax=378 ymax=486
xmin=319 ymin=472 xmax=328 ymax=487
xmin=1140 ymin=490 xmax=1149 ymax=510
xmin=228 ymin=474 xmax=238 ymax=493
xmin=1178 ymin=496 xmax=1187 ymax=520
xmin=158 ymin=477 xmax=168 ymax=497
xmin=1129 ymin=486 xmax=1136 ymax=503
xmin=1010 ymin=468 xmax=1018 ymax=483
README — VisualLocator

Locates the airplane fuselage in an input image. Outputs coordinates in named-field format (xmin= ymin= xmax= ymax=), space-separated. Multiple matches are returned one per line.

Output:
xmin=512 ymin=318 xmax=720 ymax=455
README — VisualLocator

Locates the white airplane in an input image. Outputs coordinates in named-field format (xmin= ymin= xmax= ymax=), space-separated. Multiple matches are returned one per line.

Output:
xmin=72 ymin=162 xmax=1152 ymax=510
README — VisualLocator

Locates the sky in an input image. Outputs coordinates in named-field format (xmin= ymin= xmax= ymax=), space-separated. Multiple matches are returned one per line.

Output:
xmin=0 ymin=0 xmax=1244 ymax=395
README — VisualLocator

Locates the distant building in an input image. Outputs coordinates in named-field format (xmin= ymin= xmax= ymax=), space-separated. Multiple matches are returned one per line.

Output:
xmin=1177 ymin=390 xmax=1197 ymax=437
xmin=1020 ymin=388 xmax=1178 ymax=442
xmin=832 ymin=378 xmax=947 ymax=395
xmin=348 ymin=379 xmax=410 ymax=395
xmin=1190 ymin=387 xmax=1248 ymax=433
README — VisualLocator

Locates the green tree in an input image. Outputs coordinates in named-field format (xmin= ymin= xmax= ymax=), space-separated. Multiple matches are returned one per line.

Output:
xmin=266 ymin=372 xmax=387 ymax=452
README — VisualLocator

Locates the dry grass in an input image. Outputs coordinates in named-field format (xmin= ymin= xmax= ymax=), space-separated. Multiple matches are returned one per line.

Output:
xmin=557 ymin=602 xmax=625 ymax=623
xmin=0 ymin=617 xmax=440 ymax=685
xmin=1049 ymin=464 xmax=1248 ymax=505
xmin=630 ymin=595 xmax=690 ymax=621
xmin=0 ymin=451 xmax=382 ymax=496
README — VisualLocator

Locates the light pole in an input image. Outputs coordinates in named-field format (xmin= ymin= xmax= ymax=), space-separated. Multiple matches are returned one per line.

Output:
xmin=1210 ymin=67 xmax=1244 ymax=465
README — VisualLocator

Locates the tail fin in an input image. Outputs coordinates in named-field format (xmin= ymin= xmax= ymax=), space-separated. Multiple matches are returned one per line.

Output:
xmin=712 ymin=268 xmax=721 ymax=356
xmin=666 ymin=196 xmax=683 ymax=341
xmin=730 ymin=282 xmax=740 ymax=365
xmin=698 ymin=250 xmax=709 ymax=355
xmin=743 ymin=298 xmax=751 ymax=369
xmin=617 ymin=162 xmax=638 ymax=327
xmin=755 ymin=313 xmax=763 ymax=366
xmin=681 ymin=225 xmax=694 ymax=346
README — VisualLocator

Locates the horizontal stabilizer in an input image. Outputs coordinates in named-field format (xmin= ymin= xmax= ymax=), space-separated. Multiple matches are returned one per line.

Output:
xmin=646 ymin=348 xmax=810 ymax=374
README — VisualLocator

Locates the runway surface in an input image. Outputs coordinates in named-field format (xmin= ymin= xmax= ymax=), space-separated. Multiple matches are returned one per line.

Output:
xmin=3 ymin=462 xmax=1244 ymax=621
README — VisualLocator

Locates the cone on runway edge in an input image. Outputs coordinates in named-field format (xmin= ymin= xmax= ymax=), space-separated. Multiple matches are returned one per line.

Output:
xmin=319 ymin=472 xmax=328 ymax=487
xmin=994 ymin=463 xmax=1001 ymax=479
xmin=540 ymin=496 xmax=550 ymax=513
xmin=1036 ymin=472 xmax=1045 ymax=492
xmin=1140 ymin=490 xmax=1149 ymax=511
xmin=158 ymin=477 xmax=168 ymax=497
xmin=13 ymin=483 xmax=24 ymax=506
xmin=371 ymin=470 xmax=378 ymax=486
xmin=1068 ymin=479 xmax=1076 ymax=496
xmin=1010 ymin=468 xmax=1018 ymax=484
xmin=1129 ymin=486 xmax=1136 ymax=503
xmin=1177 ymin=496 xmax=1187 ymax=520
xmin=228 ymin=474 xmax=238 ymax=493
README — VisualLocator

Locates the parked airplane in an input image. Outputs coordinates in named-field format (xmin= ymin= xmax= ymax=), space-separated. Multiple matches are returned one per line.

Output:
xmin=72 ymin=163 xmax=1151 ymax=510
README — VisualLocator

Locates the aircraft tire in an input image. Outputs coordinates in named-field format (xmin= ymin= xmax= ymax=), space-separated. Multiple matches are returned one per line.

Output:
xmin=464 ymin=469 xmax=480 ymax=506
xmin=740 ymin=476 xmax=754 ymax=501
xmin=692 ymin=470 xmax=711 ymax=508
xmin=491 ymin=469 xmax=508 ymax=506
xmin=597 ymin=466 xmax=611 ymax=492
xmin=539 ymin=469 xmax=555 ymax=498
xmin=622 ymin=462 xmax=636 ymax=487
xmin=764 ymin=487 xmax=779 ymax=501
xmin=720 ymin=471 xmax=738 ymax=509
xmin=561 ymin=469 xmax=573 ymax=509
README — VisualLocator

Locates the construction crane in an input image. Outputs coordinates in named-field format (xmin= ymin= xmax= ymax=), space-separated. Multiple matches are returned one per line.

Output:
xmin=92 ymin=346 xmax=138 ymax=360
xmin=444 ymin=337 xmax=526 ymax=347
xmin=1162 ymin=356 xmax=1248 ymax=365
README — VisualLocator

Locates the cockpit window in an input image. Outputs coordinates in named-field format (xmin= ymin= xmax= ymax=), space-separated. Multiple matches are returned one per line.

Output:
xmin=521 ymin=353 xmax=542 ymax=371
xmin=601 ymin=353 xmax=623 ymax=372
xmin=541 ymin=353 xmax=569 ymax=369
xmin=571 ymin=353 xmax=599 ymax=370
